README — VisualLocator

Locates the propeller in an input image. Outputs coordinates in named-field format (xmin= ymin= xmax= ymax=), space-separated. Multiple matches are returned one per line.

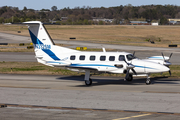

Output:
xmin=161 ymin=52 xmax=173 ymax=62
xmin=123 ymin=58 xmax=137 ymax=80
xmin=161 ymin=52 xmax=172 ymax=76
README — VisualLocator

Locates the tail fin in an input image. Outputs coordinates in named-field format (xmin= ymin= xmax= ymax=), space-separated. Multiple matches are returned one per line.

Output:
xmin=23 ymin=21 xmax=78 ymax=65
xmin=23 ymin=21 xmax=55 ymax=47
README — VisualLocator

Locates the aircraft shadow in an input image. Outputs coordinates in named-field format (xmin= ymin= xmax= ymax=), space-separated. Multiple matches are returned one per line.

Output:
xmin=56 ymin=75 xmax=180 ymax=87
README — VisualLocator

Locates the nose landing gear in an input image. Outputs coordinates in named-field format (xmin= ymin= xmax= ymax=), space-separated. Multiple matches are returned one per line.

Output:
xmin=146 ymin=75 xmax=151 ymax=85
xmin=85 ymin=78 xmax=92 ymax=86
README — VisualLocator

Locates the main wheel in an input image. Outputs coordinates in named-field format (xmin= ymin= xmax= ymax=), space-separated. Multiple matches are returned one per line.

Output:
xmin=146 ymin=78 xmax=151 ymax=85
xmin=126 ymin=74 xmax=133 ymax=81
xmin=85 ymin=78 xmax=92 ymax=86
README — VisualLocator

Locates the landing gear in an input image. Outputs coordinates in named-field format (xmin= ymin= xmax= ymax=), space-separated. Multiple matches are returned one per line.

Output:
xmin=84 ymin=70 xmax=92 ymax=86
xmin=146 ymin=78 xmax=151 ymax=85
xmin=85 ymin=78 xmax=92 ymax=86
xmin=146 ymin=75 xmax=151 ymax=85
xmin=126 ymin=74 xmax=133 ymax=81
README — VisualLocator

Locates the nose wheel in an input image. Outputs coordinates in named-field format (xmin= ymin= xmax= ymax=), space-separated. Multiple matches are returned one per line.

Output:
xmin=146 ymin=76 xmax=151 ymax=85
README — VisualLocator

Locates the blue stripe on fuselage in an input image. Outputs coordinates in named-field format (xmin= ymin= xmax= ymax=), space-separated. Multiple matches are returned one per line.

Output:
xmin=134 ymin=65 xmax=157 ymax=70
xmin=70 ymin=64 xmax=115 ymax=68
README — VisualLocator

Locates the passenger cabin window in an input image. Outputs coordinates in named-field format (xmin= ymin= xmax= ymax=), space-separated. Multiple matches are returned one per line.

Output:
xmin=100 ymin=56 xmax=106 ymax=61
xmin=79 ymin=55 xmax=85 ymax=60
xmin=90 ymin=56 xmax=96 ymax=61
xmin=70 ymin=55 xmax=76 ymax=60
xmin=119 ymin=55 xmax=125 ymax=61
xmin=109 ymin=56 xmax=115 ymax=61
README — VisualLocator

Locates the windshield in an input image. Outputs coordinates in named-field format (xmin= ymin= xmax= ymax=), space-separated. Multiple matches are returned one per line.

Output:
xmin=126 ymin=54 xmax=137 ymax=61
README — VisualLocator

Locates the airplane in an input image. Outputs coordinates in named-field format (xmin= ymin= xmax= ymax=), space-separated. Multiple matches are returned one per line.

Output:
xmin=23 ymin=21 xmax=171 ymax=86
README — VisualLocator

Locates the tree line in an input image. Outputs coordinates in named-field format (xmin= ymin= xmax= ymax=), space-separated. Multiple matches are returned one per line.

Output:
xmin=0 ymin=4 xmax=180 ymax=25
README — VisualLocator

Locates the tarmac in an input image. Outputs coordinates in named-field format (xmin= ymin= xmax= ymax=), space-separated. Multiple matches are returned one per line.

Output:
xmin=0 ymin=74 xmax=180 ymax=119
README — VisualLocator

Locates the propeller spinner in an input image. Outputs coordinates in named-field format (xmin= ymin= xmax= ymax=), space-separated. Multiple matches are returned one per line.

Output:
xmin=161 ymin=52 xmax=173 ymax=76
xmin=123 ymin=58 xmax=137 ymax=80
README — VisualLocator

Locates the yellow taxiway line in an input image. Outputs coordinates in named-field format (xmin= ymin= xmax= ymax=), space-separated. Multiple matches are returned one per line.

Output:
xmin=112 ymin=113 xmax=151 ymax=120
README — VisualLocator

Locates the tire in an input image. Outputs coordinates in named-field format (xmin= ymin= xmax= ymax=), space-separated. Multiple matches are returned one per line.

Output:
xmin=146 ymin=79 xmax=151 ymax=85
xmin=126 ymin=74 xmax=133 ymax=81
xmin=85 ymin=78 xmax=92 ymax=86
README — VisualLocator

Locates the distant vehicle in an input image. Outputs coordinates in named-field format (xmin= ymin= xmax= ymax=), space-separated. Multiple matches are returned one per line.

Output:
xmin=23 ymin=21 xmax=171 ymax=86
xmin=4 ymin=23 xmax=12 ymax=25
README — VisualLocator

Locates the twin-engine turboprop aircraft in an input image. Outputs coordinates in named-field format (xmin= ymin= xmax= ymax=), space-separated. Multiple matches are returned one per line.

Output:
xmin=23 ymin=21 xmax=171 ymax=86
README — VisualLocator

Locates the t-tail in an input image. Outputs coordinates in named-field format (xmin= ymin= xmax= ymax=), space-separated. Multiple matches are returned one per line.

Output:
xmin=23 ymin=21 xmax=78 ymax=66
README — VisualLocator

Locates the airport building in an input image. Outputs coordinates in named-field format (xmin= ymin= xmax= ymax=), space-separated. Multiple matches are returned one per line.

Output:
xmin=168 ymin=19 xmax=180 ymax=25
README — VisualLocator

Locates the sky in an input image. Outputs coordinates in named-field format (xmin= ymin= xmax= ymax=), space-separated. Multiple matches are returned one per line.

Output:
xmin=1 ymin=0 xmax=180 ymax=10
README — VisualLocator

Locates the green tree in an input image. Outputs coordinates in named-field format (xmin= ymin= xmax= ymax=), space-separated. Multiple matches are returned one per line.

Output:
xmin=83 ymin=19 xmax=89 ymax=25
xmin=98 ymin=21 xmax=104 ymax=25
xmin=25 ymin=18 xmax=31 ymax=21
xmin=13 ymin=17 xmax=20 ymax=23
xmin=0 ymin=17 xmax=4 ymax=23
xmin=51 ymin=6 xmax=57 ymax=11
xmin=160 ymin=16 xmax=168 ymax=25
xmin=23 ymin=6 xmax=27 ymax=11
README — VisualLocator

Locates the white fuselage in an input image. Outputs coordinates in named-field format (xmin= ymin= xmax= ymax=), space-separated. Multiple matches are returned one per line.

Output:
xmin=43 ymin=50 xmax=170 ymax=75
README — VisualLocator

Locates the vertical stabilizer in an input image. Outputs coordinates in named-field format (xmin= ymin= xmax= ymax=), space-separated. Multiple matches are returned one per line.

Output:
xmin=23 ymin=21 xmax=79 ymax=66
xmin=23 ymin=21 xmax=57 ymax=65
xmin=23 ymin=21 xmax=54 ymax=46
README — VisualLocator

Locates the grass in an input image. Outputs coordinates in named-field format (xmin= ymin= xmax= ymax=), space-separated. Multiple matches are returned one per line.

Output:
xmin=0 ymin=43 xmax=118 ymax=52
xmin=0 ymin=24 xmax=180 ymax=48
xmin=0 ymin=43 xmax=34 ymax=52
xmin=0 ymin=43 xmax=69 ymax=52
xmin=0 ymin=61 xmax=179 ymax=78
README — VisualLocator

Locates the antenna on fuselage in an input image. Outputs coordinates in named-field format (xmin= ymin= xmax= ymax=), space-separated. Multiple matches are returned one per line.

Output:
xmin=102 ymin=47 xmax=106 ymax=52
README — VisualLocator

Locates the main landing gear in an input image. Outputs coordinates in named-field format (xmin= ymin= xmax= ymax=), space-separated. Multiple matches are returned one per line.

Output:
xmin=84 ymin=70 xmax=92 ymax=86
xmin=125 ymin=74 xmax=133 ymax=81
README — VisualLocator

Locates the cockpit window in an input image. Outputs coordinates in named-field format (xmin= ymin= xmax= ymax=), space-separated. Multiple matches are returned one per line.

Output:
xmin=126 ymin=54 xmax=136 ymax=61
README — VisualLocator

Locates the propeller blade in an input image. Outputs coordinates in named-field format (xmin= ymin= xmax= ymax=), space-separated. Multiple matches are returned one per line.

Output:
xmin=133 ymin=51 xmax=135 ymax=56
xmin=161 ymin=52 xmax=165 ymax=61
xmin=169 ymin=70 xmax=171 ymax=76
xmin=123 ymin=58 xmax=130 ymax=66
xmin=131 ymin=68 xmax=137 ymax=75
xmin=125 ymin=69 xmax=130 ymax=80
xmin=123 ymin=59 xmax=128 ymax=64
xmin=169 ymin=53 xmax=173 ymax=60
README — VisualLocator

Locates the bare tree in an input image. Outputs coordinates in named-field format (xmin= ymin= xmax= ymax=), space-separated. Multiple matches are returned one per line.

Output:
xmin=175 ymin=12 xmax=180 ymax=18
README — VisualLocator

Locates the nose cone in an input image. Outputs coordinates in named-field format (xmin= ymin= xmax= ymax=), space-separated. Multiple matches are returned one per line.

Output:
xmin=144 ymin=61 xmax=170 ymax=73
